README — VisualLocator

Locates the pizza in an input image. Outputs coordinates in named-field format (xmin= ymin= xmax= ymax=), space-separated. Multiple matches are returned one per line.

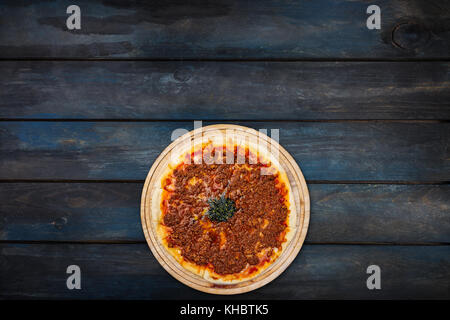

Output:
xmin=149 ymin=131 xmax=297 ymax=284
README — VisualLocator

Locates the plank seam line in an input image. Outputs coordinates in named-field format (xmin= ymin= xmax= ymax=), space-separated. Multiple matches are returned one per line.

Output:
xmin=1 ymin=58 xmax=450 ymax=62
xmin=0 ymin=240 xmax=449 ymax=246
xmin=0 ymin=119 xmax=449 ymax=123
xmin=0 ymin=180 xmax=449 ymax=185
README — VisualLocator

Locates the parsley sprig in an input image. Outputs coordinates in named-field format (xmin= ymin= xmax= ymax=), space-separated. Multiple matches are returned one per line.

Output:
xmin=207 ymin=193 xmax=236 ymax=222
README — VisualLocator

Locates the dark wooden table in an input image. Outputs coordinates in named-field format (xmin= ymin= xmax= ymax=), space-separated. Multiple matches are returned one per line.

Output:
xmin=0 ymin=0 xmax=449 ymax=300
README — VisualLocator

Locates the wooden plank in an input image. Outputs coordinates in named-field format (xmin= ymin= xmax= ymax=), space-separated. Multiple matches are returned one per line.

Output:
xmin=1 ymin=243 xmax=448 ymax=299
xmin=0 ymin=121 xmax=448 ymax=181
xmin=1 ymin=61 xmax=449 ymax=120
xmin=0 ymin=0 xmax=449 ymax=59
xmin=1 ymin=183 xmax=449 ymax=244
xmin=310 ymin=184 xmax=450 ymax=244
xmin=0 ymin=183 xmax=142 ymax=242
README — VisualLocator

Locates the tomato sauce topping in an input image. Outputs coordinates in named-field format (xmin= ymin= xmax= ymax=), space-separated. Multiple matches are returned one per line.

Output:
xmin=161 ymin=145 xmax=289 ymax=275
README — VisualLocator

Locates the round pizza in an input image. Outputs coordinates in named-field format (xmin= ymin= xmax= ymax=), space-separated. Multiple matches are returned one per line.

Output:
xmin=149 ymin=131 xmax=298 ymax=284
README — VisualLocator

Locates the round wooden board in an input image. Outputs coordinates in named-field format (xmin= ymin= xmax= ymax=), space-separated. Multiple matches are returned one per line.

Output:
xmin=141 ymin=124 xmax=310 ymax=295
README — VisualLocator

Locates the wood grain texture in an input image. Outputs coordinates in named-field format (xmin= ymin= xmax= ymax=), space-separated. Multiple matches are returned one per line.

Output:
xmin=0 ymin=0 xmax=448 ymax=301
xmin=1 ymin=61 xmax=449 ymax=120
xmin=0 ymin=0 xmax=449 ymax=59
xmin=1 ymin=121 xmax=448 ymax=181
xmin=1 ymin=243 xmax=448 ymax=299
xmin=1 ymin=183 xmax=449 ymax=244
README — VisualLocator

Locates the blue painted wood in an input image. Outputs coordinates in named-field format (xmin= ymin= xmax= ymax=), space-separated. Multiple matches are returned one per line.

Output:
xmin=0 ymin=0 xmax=448 ymax=59
xmin=0 ymin=121 xmax=448 ymax=181
xmin=1 ymin=61 xmax=449 ymax=120
xmin=1 ymin=183 xmax=449 ymax=243
xmin=1 ymin=243 xmax=448 ymax=299
xmin=0 ymin=0 xmax=448 ymax=302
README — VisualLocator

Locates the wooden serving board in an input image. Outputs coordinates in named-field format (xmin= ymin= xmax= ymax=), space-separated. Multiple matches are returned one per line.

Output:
xmin=141 ymin=124 xmax=310 ymax=294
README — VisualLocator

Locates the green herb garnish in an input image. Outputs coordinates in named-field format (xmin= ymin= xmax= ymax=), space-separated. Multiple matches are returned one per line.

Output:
xmin=207 ymin=193 xmax=236 ymax=222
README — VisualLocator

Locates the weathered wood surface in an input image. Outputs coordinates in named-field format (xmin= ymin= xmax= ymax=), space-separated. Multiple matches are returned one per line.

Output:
xmin=0 ymin=0 xmax=448 ymax=302
xmin=1 ymin=61 xmax=449 ymax=120
xmin=0 ymin=0 xmax=449 ymax=59
xmin=1 ymin=243 xmax=448 ymax=299
xmin=1 ymin=183 xmax=449 ymax=244
xmin=1 ymin=121 xmax=448 ymax=181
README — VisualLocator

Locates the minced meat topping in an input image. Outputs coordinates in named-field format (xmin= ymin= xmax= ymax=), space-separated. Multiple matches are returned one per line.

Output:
xmin=161 ymin=146 xmax=289 ymax=275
